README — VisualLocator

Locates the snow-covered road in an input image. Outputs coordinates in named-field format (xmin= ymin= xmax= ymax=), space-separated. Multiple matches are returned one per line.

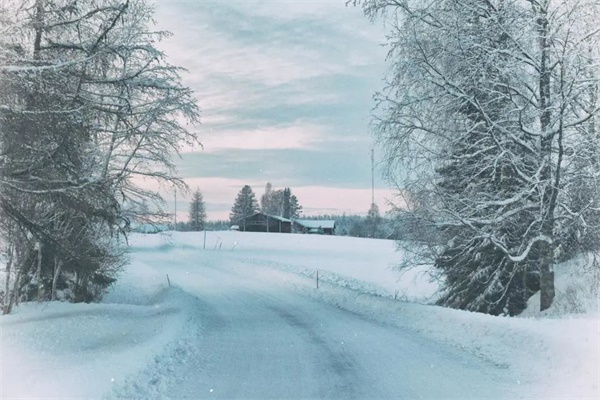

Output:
xmin=4 ymin=232 xmax=594 ymax=399
xmin=130 ymin=247 xmax=519 ymax=399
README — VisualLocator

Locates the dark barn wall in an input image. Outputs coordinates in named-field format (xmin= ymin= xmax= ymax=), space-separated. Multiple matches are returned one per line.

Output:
xmin=293 ymin=222 xmax=335 ymax=235
xmin=239 ymin=213 xmax=291 ymax=233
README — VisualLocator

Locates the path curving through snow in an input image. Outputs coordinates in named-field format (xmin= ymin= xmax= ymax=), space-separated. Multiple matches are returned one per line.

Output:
xmin=122 ymin=246 xmax=520 ymax=399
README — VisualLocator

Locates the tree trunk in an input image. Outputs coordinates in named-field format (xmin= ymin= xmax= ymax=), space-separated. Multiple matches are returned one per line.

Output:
xmin=3 ymin=244 xmax=13 ymax=314
xmin=536 ymin=1 xmax=555 ymax=311
xmin=33 ymin=0 xmax=44 ymax=59
xmin=51 ymin=256 xmax=63 ymax=301
xmin=539 ymin=249 xmax=555 ymax=311
xmin=37 ymin=242 xmax=43 ymax=302
xmin=6 ymin=265 xmax=22 ymax=314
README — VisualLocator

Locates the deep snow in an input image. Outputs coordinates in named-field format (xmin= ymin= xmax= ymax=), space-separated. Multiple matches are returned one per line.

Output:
xmin=0 ymin=231 xmax=598 ymax=399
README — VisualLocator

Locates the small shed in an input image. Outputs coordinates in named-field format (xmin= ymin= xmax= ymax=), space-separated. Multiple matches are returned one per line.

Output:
xmin=235 ymin=213 xmax=292 ymax=233
xmin=293 ymin=219 xmax=336 ymax=235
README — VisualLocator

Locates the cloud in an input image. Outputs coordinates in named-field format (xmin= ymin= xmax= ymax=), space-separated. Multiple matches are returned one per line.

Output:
xmin=177 ymin=141 xmax=389 ymax=191
xmin=197 ymin=120 xmax=324 ymax=152
xmin=150 ymin=0 xmax=392 ymax=219
xmin=154 ymin=0 xmax=386 ymax=117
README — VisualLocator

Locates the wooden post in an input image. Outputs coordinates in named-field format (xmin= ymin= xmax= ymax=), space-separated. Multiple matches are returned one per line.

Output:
xmin=203 ymin=230 xmax=207 ymax=250
xmin=166 ymin=274 xmax=171 ymax=287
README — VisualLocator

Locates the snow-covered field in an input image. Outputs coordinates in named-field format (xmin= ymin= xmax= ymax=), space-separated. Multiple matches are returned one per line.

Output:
xmin=128 ymin=230 xmax=439 ymax=302
xmin=1 ymin=231 xmax=598 ymax=399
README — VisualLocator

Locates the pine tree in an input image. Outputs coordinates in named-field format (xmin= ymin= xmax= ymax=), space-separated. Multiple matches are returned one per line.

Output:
xmin=188 ymin=189 xmax=207 ymax=231
xmin=289 ymin=194 xmax=302 ymax=219
xmin=230 ymin=185 xmax=260 ymax=231
xmin=282 ymin=188 xmax=291 ymax=219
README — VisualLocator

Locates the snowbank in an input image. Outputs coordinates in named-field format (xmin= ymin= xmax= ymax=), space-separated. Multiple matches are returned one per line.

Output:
xmin=261 ymin=269 xmax=599 ymax=399
xmin=0 ymin=259 xmax=199 ymax=399
xmin=522 ymin=253 xmax=600 ymax=318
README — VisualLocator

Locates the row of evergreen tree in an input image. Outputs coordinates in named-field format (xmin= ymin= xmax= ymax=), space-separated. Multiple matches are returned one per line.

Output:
xmin=230 ymin=183 xmax=302 ymax=224
xmin=176 ymin=192 xmax=393 ymax=239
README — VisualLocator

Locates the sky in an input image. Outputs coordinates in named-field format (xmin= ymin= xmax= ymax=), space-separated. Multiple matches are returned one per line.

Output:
xmin=151 ymin=0 xmax=393 ymax=221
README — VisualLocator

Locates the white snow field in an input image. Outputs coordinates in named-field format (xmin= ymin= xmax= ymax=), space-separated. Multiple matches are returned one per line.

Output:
xmin=1 ymin=231 xmax=598 ymax=399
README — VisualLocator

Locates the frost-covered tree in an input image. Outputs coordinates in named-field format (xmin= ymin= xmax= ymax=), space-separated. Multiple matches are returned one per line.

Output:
xmin=230 ymin=185 xmax=260 ymax=230
xmin=354 ymin=0 xmax=600 ymax=314
xmin=0 ymin=0 xmax=199 ymax=311
xmin=365 ymin=203 xmax=383 ymax=238
xmin=260 ymin=182 xmax=274 ymax=213
xmin=260 ymin=182 xmax=285 ymax=216
xmin=188 ymin=189 xmax=207 ymax=231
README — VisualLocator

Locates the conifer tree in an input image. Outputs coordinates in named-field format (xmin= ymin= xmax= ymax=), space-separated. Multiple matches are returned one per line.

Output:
xmin=282 ymin=188 xmax=292 ymax=219
xmin=230 ymin=185 xmax=259 ymax=231
xmin=289 ymin=194 xmax=302 ymax=219
xmin=188 ymin=189 xmax=207 ymax=231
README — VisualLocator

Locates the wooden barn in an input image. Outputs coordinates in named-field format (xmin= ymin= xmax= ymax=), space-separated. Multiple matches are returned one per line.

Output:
xmin=234 ymin=213 xmax=292 ymax=233
xmin=293 ymin=219 xmax=336 ymax=235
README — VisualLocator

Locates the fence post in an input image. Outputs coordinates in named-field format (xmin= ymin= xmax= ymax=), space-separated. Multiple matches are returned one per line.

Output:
xmin=203 ymin=230 xmax=207 ymax=250
xmin=166 ymin=274 xmax=171 ymax=287
xmin=316 ymin=270 xmax=319 ymax=289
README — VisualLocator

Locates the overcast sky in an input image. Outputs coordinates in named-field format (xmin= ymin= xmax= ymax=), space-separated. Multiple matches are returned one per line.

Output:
xmin=152 ymin=0 xmax=392 ymax=220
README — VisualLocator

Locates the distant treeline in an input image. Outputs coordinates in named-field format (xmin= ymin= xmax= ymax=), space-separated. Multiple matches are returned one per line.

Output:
xmin=170 ymin=214 xmax=406 ymax=240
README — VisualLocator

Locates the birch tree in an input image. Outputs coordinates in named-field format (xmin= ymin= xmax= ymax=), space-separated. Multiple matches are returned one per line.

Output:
xmin=353 ymin=0 xmax=600 ymax=314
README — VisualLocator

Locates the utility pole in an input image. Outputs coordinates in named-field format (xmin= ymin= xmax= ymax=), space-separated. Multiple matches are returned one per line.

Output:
xmin=174 ymin=187 xmax=177 ymax=231
xmin=371 ymin=147 xmax=375 ymax=206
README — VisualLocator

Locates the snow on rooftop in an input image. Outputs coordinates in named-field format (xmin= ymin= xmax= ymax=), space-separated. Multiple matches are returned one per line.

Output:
xmin=233 ymin=212 xmax=292 ymax=223
xmin=266 ymin=214 xmax=292 ymax=222
xmin=293 ymin=219 xmax=336 ymax=229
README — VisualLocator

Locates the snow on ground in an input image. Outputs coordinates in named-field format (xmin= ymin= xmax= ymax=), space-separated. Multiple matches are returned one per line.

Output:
xmin=522 ymin=253 xmax=600 ymax=318
xmin=128 ymin=231 xmax=600 ymax=399
xmin=129 ymin=230 xmax=439 ymax=303
xmin=0 ymin=259 xmax=202 ymax=399
xmin=275 ymin=270 xmax=599 ymax=399
xmin=1 ymin=230 xmax=598 ymax=399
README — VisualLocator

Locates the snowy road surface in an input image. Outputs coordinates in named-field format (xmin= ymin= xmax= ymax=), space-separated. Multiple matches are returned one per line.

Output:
xmin=129 ymin=247 xmax=518 ymax=399
xmin=4 ymin=232 xmax=595 ymax=399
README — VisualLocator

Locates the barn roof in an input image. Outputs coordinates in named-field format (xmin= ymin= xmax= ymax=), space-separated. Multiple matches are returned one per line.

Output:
xmin=293 ymin=219 xmax=336 ymax=229
xmin=266 ymin=214 xmax=292 ymax=222
xmin=234 ymin=212 xmax=292 ymax=223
